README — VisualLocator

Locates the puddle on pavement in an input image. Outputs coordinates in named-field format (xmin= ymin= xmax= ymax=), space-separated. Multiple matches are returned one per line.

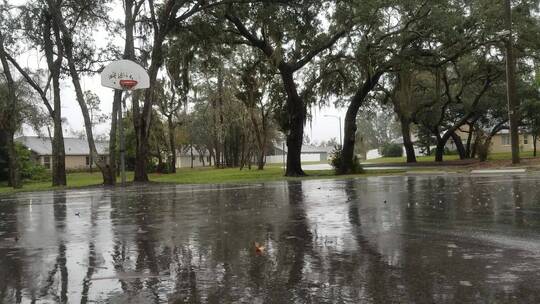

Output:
xmin=2 ymin=175 xmax=540 ymax=303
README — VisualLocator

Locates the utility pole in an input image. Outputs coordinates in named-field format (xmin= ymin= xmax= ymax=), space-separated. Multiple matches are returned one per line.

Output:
xmin=504 ymin=0 xmax=520 ymax=164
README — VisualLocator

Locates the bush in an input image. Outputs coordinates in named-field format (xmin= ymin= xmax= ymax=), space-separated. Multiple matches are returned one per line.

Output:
xmin=380 ymin=143 xmax=403 ymax=157
xmin=15 ymin=143 xmax=50 ymax=182
xmin=329 ymin=146 xmax=363 ymax=174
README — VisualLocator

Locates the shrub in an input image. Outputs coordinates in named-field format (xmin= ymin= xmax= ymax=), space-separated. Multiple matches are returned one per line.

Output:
xmin=380 ymin=143 xmax=403 ymax=157
xmin=330 ymin=146 xmax=363 ymax=174
xmin=15 ymin=143 xmax=50 ymax=182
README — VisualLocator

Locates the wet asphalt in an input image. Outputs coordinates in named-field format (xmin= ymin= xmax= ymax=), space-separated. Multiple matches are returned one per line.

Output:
xmin=1 ymin=174 xmax=540 ymax=303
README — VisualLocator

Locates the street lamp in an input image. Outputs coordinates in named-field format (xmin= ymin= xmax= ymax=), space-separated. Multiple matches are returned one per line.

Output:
xmin=324 ymin=114 xmax=342 ymax=147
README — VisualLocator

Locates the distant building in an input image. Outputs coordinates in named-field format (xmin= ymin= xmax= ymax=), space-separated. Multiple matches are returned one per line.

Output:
xmin=175 ymin=146 xmax=211 ymax=168
xmin=452 ymin=128 xmax=538 ymax=154
xmin=390 ymin=135 xmax=427 ymax=157
xmin=15 ymin=136 xmax=109 ymax=170
xmin=266 ymin=144 xmax=332 ymax=164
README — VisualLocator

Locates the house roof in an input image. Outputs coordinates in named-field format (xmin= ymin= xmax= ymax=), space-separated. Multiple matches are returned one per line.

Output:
xmin=15 ymin=136 xmax=109 ymax=156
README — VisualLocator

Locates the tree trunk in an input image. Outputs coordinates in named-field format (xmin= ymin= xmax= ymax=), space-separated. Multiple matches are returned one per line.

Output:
xmin=504 ymin=0 xmax=520 ymax=164
xmin=450 ymin=131 xmax=466 ymax=160
xmin=168 ymin=117 xmax=176 ymax=173
xmin=4 ymin=13 xmax=66 ymax=186
xmin=6 ymin=132 xmax=21 ymax=188
xmin=401 ymin=118 xmax=417 ymax=163
xmin=43 ymin=15 xmax=67 ymax=186
xmin=0 ymin=34 xmax=21 ymax=188
xmin=157 ymin=146 xmax=164 ymax=173
xmin=107 ymin=90 xmax=121 ymax=185
xmin=190 ymin=144 xmax=194 ymax=169
xmin=471 ymin=137 xmax=479 ymax=159
xmin=212 ymin=96 xmax=221 ymax=168
xmin=51 ymin=123 xmax=66 ymax=186
xmin=47 ymin=1 xmax=112 ymax=185
xmin=339 ymin=72 xmax=383 ymax=174
xmin=534 ymin=135 xmax=537 ymax=157
xmin=246 ymin=107 xmax=266 ymax=170
xmin=133 ymin=31 xmax=167 ymax=181
xmin=341 ymin=101 xmax=360 ymax=174
xmin=280 ymin=70 xmax=305 ymax=176
xmin=435 ymin=138 xmax=445 ymax=162
xmin=465 ymin=125 xmax=474 ymax=158
xmin=257 ymin=149 xmax=265 ymax=170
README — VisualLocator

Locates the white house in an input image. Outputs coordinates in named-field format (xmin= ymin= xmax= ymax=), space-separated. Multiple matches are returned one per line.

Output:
xmin=265 ymin=144 xmax=332 ymax=164
xmin=15 ymin=136 xmax=109 ymax=170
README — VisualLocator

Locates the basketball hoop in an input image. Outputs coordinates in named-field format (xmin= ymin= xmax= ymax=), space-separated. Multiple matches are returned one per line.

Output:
xmin=100 ymin=60 xmax=150 ymax=187
xmin=101 ymin=60 xmax=149 ymax=91
xmin=119 ymin=79 xmax=138 ymax=90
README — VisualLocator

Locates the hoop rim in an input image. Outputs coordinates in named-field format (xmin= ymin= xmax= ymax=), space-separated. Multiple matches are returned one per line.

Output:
xmin=119 ymin=79 xmax=138 ymax=90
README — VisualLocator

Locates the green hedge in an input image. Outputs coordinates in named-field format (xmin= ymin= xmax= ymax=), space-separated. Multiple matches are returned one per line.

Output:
xmin=380 ymin=143 xmax=403 ymax=157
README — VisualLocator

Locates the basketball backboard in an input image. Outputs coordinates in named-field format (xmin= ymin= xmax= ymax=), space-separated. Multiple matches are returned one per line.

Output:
xmin=101 ymin=60 xmax=150 ymax=90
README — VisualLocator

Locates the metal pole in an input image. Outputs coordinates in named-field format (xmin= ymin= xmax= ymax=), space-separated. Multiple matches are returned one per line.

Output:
xmin=119 ymin=99 xmax=126 ymax=185
xmin=339 ymin=116 xmax=342 ymax=147
xmin=282 ymin=142 xmax=285 ymax=174
xmin=504 ymin=0 xmax=520 ymax=164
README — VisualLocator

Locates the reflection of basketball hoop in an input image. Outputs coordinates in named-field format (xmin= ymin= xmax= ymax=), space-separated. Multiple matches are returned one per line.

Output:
xmin=119 ymin=79 xmax=138 ymax=90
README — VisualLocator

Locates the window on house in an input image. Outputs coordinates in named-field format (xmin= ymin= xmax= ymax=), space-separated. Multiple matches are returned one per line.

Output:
xmin=502 ymin=134 xmax=510 ymax=145
xmin=43 ymin=156 xmax=51 ymax=169
xmin=86 ymin=156 xmax=90 ymax=166
xmin=524 ymin=135 xmax=529 ymax=145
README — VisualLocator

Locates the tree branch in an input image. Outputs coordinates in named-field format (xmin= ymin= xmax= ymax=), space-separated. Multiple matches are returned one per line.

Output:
xmin=291 ymin=29 xmax=347 ymax=71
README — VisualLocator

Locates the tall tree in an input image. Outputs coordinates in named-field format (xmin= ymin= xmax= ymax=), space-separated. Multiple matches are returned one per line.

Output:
xmin=235 ymin=49 xmax=277 ymax=170
xmin=318 ymin=0 xmax=433 ymax=172
xmin=132 ymin=0 xmax=224 ymax=181
xmin=2 ymin=3 xmax=68 ymax=186
xmin=162 ymin=35 xmax=194 ymax=172
xmin=224 ymin=1 xmax=347 ymax=176
xmin=413 ymin=56 xmax=502 ymax=161
xmin=44 ymin=0 xmax=113 ymax=184
xmin=0 ymin=36 xmax=21 ymax=188
xmin=107 ymin=0 xmax=145 ymax=184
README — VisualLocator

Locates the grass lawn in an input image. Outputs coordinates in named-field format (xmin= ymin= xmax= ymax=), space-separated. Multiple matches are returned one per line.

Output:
xmin=2 ymin=150 xmax=536 ymax=195
xmin=487 ymin=151 xmax=537 ymax=160
xmin=363 ymin=151 xmax=540 ymax=164
xmin=363 ymin=154 xmax=461 ymax=164
xmin=0 ymin=172 xmax=134 ymax=194
xmin=0 ymin=165 xmax=409 ymax=195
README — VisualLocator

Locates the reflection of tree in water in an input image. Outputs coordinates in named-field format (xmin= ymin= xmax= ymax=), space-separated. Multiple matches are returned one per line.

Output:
xmin=284 ymin=181 xmax=312 ymax=287
xmin=345 ymin=179 xmax=402 ymax=303
xmin=80 ymin=191 xmax=104 ymax=304
xmin=39 ymin=191 xmax=69 ymax=303
xmin=0 ymin=195 xmax=24 ymax=303
xmin=512 ymin=176 xmax=525 ymax=227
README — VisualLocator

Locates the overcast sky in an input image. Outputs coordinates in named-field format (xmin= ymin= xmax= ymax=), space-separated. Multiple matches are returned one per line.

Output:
xmin=13 ymin=0 xmax=348 ymax=145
